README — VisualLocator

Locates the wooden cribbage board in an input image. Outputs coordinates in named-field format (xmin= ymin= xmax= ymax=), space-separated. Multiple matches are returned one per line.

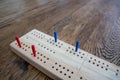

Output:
xmin=10 ymin=29 xmax=120 ymax=80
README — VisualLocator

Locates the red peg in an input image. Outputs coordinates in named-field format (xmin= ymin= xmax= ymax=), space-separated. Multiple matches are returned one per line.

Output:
xmin=15 ymin=36 xmax=21 ymax=48
xmin=31 ymin=45 xmax=36 ymax=57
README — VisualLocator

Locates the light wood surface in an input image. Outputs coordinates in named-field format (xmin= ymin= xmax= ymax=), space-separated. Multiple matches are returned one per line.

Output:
xmin=0 ymin=0 xmax=120 ymax=80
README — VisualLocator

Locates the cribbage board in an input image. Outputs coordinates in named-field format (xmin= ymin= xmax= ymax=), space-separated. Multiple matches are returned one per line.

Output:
xmin=10 ymin=29 xmax=120 ymax=80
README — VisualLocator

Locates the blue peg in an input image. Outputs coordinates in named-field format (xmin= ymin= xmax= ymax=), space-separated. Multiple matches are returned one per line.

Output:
xmin=54 ymin=32 xmax=58 ymax=42
xmin=75 ymin=40 xmax=80 ymax=52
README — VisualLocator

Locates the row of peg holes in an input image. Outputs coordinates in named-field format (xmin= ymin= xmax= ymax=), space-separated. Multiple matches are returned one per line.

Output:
xmin=52 ymin=62 xmax=85 ymax=80
xmin=15 ymin=42 xmax=49 ymax=64
xmin=32 ymin=52 xmax=49 ymax=64
xmin=15 ymin=42 xmax=29 ymax=52
xmin=25 ymin=37 xmax=56 ymax=54
xmin=31 ymin=33 xmax=44 ymax=39
xmin=89 ymin=57 xmax=119 ymax=76
xmin=89 ymin=57 xmax=109 ymax=67
xmin=68 ymin=47 xmax=85 ymax=55
xmin=31 ymin=31 xmax=64 ymax=48
xmin=31 ymin=32 xmax=45 ymax=39
xmin=88 ymin=60 xmax=108 ymax=71
xmin=66 ymin=47 xmax=85 ymax=59
xmin=38 ymin=43 xmax=56 ymax=54
xmin=47 ymin=38 xmax=63 ymax=48
xmin=52 ymin=62 xmax=74 ymax=79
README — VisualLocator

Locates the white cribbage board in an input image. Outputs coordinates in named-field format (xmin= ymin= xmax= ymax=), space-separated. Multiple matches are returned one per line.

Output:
xmin=10 ymin=29 xmax=120 ymax=80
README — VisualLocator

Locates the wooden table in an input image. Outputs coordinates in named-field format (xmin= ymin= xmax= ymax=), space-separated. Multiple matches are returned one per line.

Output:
xmin=0 ymin=0 xmax=120 ymax=80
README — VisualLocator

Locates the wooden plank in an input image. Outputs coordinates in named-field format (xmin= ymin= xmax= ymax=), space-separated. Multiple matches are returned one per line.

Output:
xmin=10 ymin=29 xmax=120 ymax=80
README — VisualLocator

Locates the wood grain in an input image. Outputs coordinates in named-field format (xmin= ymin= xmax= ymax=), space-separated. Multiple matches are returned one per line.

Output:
xmin=0 ymin=0 xmax=120 ymax=80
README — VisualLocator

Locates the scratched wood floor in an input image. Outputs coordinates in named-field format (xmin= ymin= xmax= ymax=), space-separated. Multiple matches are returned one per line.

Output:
xmin=0 ymin=0 xmax=120 ymax=80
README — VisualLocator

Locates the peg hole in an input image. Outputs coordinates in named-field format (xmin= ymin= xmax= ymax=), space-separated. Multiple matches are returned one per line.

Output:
xmin=117 ymin=69 xmax=119 ymax=72
xmin=105 ymin=68 xmax=108 ymax=71
xmin=67 ymin=69 xmax=69 ymax=71
xmin=47 ymin=58 xmax=49 ymax=60
xmin=55 ymin=62 xmax=57 ymax=65
xmin=59 ymin=65 xmax=61 ymax=67
xmin=71 ymin=72 xmax=74 ymax=74
xmin=68 ymin=76 xmax=71 ymax=78
xmin=89 ymin=60 xmax=91 ymax=63
xmin=52 ymin=66 xmax=54 ymax=68
xmin=25 ymin=49 xmax=27 ymax=51
xmin=80 ymin=77 xmax=83 ymax=79
xmin=44 ymin=61 xmax=46 ymax=63
xmin=56 ymin=69 xmax=58 ymax=71
xmin=106 ymin=65 xmax=109 ymax=67
xmin=90 ymin=57 xmax=92 ymax=59
xmin=64 ymin=73 xmax=66 ymax=76
xmin=94 ymin=59 xmax=96 ymax=61
xmin=63 ymin=67 xmax=65 ymax=69
xmin=98 ymin=61 xmax=100 ymax=63
xmin=60 ymin=71 xmax=62 ymax=73
xmin=40 ymin=54 xmax=43 ymax=56
xmin=116 ymin=73 xmax=118 ymax=76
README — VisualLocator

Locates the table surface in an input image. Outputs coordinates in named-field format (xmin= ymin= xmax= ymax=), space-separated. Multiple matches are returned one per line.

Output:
xmin=0 ymin=0 xmax=120 ymax=80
